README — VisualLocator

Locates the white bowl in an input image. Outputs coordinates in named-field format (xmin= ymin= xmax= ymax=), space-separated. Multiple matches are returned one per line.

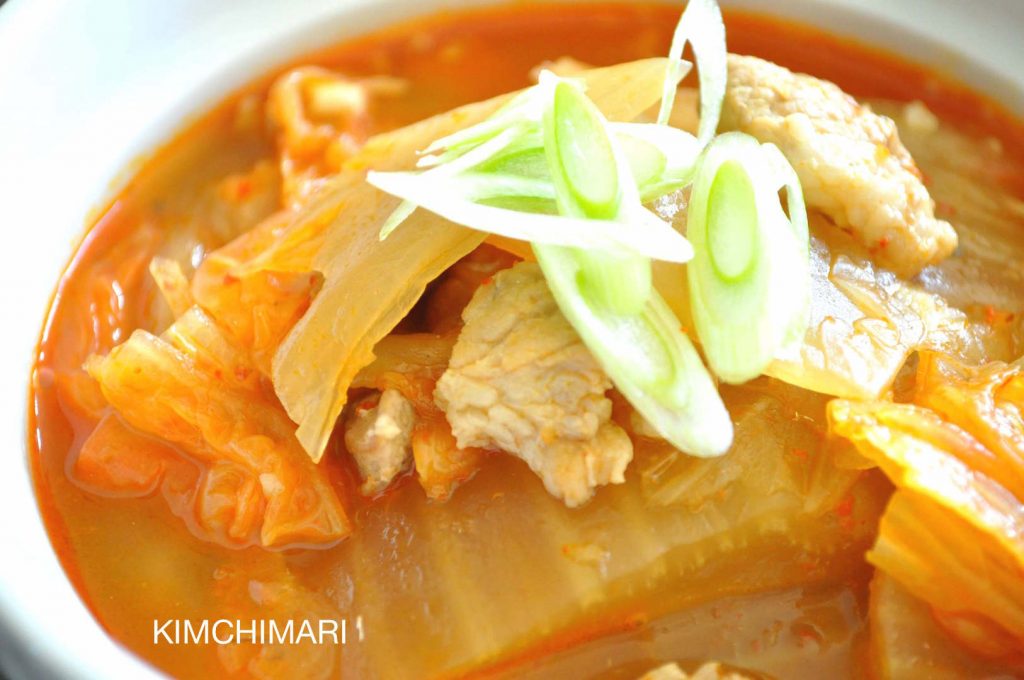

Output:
xmin=1 ymin=0 xmax=1022 ymax=677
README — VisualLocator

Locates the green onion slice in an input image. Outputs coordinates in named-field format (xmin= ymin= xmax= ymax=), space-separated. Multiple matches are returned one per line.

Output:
xmin=541 ymin=75 xmax=651 ymax=313
xmin=534 ymin=243 xmax=733 ymax=457
xmin=544 ymin=76 xmax=621 ymax=221
xmin=537 ymin=77 xmax=732 ymax=456
xmin=686 ymin=132 xmax=810 ymax=384
xmin=367 ymin=169 xmax=692 ymax=261
xmin=363 ymin=0 xmax=819 ymax=462
xmin=612 ymin=123 xmax=701 ymax=200
xmin=367 ymin=3 xmax=750 ymax=459
xmin=657 ymin=0 xmax=727 ymax=147
xmin=369 ymin=71 xmax=697 ymax=264
xmin=420 ymin=89 xmax=543 ymax=161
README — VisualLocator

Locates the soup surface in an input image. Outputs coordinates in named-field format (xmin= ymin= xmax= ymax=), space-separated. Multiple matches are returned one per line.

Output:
xmin=29 ymin=3 xmax=1024 ymax=679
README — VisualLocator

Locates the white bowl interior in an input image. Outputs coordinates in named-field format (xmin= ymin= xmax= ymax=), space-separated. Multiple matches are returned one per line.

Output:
xmin=0 ymin=0 xmax=1022 ymax=677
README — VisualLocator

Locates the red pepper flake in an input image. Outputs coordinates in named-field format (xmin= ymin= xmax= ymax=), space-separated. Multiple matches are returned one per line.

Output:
xmin=936 ymin=200 xmax=958 ymax=218
xmin=835 ymin=495 xmax=854 ymax=518
xmin=869 ymin=236 xmax=891 ymax=255
xmin=982 ymin=305 xmax=1015 ymax=325
xmin=791 ymin=447 xmax=808 ymax=461
xmin=985 ymin=305 xmax=999 ymax=325
xmin=793 ymin=623 xmax=824 ymax=648
xmin=235 ymin=178 xmax=253 ymax=200
xmin=835 ymin=495 xmax=856 ymax=531
xmin=620 ymin=612 xmax=648 ymax=632
xmin=797 ymin=559 xmax=818 ymax=573
xmin=480 ymin=275 xmax=494 ymax=287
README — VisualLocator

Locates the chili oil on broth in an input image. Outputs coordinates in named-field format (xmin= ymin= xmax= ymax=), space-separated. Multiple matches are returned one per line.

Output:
xmin=28 ymin=3 xmax=1024 ymax=679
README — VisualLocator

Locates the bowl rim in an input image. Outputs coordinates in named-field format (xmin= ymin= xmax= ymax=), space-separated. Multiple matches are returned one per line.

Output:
xmin=1 ymin=0 xmax=1022 ymax=677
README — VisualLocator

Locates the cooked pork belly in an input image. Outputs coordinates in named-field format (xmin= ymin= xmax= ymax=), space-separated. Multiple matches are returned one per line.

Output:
xmin=344 ymin=388 xmax=415 ymax=495
xmin=721 ymin=54 xmax=957 ymax=278
xmin=435 ymin=262 xmax=632 ymax=507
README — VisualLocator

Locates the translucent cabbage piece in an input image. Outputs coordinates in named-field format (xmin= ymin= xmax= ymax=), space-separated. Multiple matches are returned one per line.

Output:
xmin=528 ymin=580 xmax=870 ymax=679
xmin=716 ymin=97 xmax=1024 ymax=400
xmin=649 ymin=208 xmax=990 ymax=400
xmin=300 ymin=379 xmax=887 ymax=678
xmin=269 ymin=58 xmax=680 ymax=461
xmin=913 ymin=351 xmax=1024 ymax=500
xmin=191 ymin=211 xmax=322 ymax=378
xmin=766 ymin=224 xmax=999 ymax=399
xmin=149 ymin=257 xmax=194 ymax=318
xmin=871 ymin=570 xmax=1024 ymax=679
xmin=73 ymin=412 xmax=190 ymax=497
xmin=873 ymin=492 xmax=1024 ymax=662
xmin=638 ymin=378 xmax=862 ymax=516
xmin=764 ymin=233 xmax=914 ymax=398
xmin=48 ymin=221 xmax=167 ymax=424
xmin=830 ymin=356 xmax=1024 ymax=659
xmin=85 ymin=307 xmax=350 ymax=547
xmin=213 ymin=559 xmax=340 ymax=679
xmin=873 ymin=100 xmax=1024 ymax=317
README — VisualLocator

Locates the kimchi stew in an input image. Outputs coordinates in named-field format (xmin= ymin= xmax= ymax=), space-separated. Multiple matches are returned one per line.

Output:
xmin=28 ymin=2 xmax=1024 ymax=678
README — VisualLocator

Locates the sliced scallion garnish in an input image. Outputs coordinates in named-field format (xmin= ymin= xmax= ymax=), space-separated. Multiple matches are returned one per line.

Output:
xmin=657 ymin=0 xmax=727 ymax=147
xmin=542 ymin=75 xmax=651 ymax=314
xmin=546 ymin=75 xmax=621 ymax=221
xmin=536 ymin=80 xmax=732 ymax=456
xmin=368 ymin=166 xmax=692 ymax=261
xmin=534 ymin=243 xmax=734 ymax=457
xmin=367 ymin=71 xmax=699 ymax=264
xmin=611 ymin=123 xmax=702 ymax=200
xmin=366 ymin=0 xmax=811 ymax=462
xmin=686 ymin=132 xmax=810 ymax=384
